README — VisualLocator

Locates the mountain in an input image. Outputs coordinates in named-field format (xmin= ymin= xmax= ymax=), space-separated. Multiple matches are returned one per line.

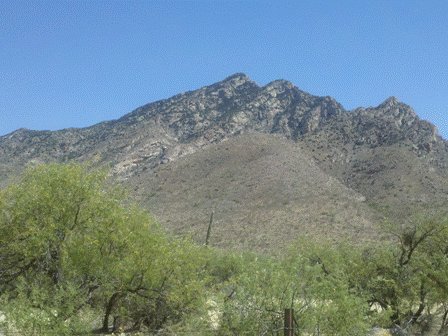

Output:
xmin=1 ymin=73 xmax=447 ymax=251
xmin=130 ymin=133 xmax=381 ymax=251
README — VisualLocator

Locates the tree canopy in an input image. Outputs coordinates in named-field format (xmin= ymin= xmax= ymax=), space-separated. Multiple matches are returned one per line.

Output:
xmin=0 ymin=163 xmax=207 ymax=334
xmin=0 ymin=163 xmax=447 ymax=335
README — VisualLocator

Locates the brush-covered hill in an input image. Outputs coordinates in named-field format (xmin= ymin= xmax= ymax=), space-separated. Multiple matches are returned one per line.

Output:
xmin=130 ymin=133 xmax=381 ymax=251
xmin=1 ymin=73 xmax=447 ymax=250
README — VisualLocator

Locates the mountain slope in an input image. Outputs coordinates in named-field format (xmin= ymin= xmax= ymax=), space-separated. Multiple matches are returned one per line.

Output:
xmin=1 ymin=73 xmax=447 ymax=249
xmin=298 ymin=97 xmax=448 ymax=218
xmin=130 ymin=133 xmax=381 ymax=251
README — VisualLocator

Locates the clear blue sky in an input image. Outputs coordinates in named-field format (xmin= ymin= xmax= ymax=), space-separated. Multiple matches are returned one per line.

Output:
xmin=1 ymin=0 xmax=447 ymax=139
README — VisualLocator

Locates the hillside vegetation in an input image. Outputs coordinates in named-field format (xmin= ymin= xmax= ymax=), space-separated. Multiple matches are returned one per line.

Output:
xmin=1 ymin=164 xmax=448 ymax=335
xmin=134 ymin=133 xmax=382 ymax=251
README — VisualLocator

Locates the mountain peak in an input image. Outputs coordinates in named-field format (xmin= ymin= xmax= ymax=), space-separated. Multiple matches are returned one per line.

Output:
xmin=375 ymin=96 xmax=417 ymax=120
xmin=264 ymin=79 xmax=295 ymax=90
xmin=377 ymin=97 xmax=419 ymax=114
xmin=221 ymin=72 xmax=252 ymax=85
xmin=385 ymin=96 xmax=398 ymax=103
xmin=378 ymin=96 xmax=399 ymax=108
xmin=1 ymin=73 xmax=447 ymax=250
xmin=3 ymin=128 xmax=31 ymax=139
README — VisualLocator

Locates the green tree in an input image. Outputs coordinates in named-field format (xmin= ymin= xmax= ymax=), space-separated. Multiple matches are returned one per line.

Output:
xmin=0 ymin=163 xmax=207 ymax=334
xmin=346 ymin=216 xmax=448 ymax=334
xmin=218 ymin=242 xmax=370 ymax=335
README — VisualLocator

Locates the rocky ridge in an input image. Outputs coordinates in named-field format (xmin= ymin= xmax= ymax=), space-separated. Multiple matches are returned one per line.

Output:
xmin=1 ymin=73 xmax=447 ymax=249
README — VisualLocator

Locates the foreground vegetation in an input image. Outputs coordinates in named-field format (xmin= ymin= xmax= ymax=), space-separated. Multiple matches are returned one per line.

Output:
xmin=0 ymin=163 xmax=447 ymax=335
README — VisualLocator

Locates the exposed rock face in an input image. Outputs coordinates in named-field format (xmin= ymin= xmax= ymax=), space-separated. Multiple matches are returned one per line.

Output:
xmin=0 ymin=73 xmax=447 ymax=248
xmin=351 ymin=97 xmax=438 ymax=148
xmin=3 ymin=73 xmax=443 ymax=177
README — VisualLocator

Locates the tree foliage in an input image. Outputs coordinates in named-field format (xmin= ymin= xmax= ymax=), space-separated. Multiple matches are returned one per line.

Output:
xmin=216 ymin=246 xmax=370 ymax=335
xmin=357 ymin=217 xmax=448 ymax=334
xmin=1 ymin=163 xmax=447 ymax=335
xmin=0 ymin=163 xmax=207 ymax=334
